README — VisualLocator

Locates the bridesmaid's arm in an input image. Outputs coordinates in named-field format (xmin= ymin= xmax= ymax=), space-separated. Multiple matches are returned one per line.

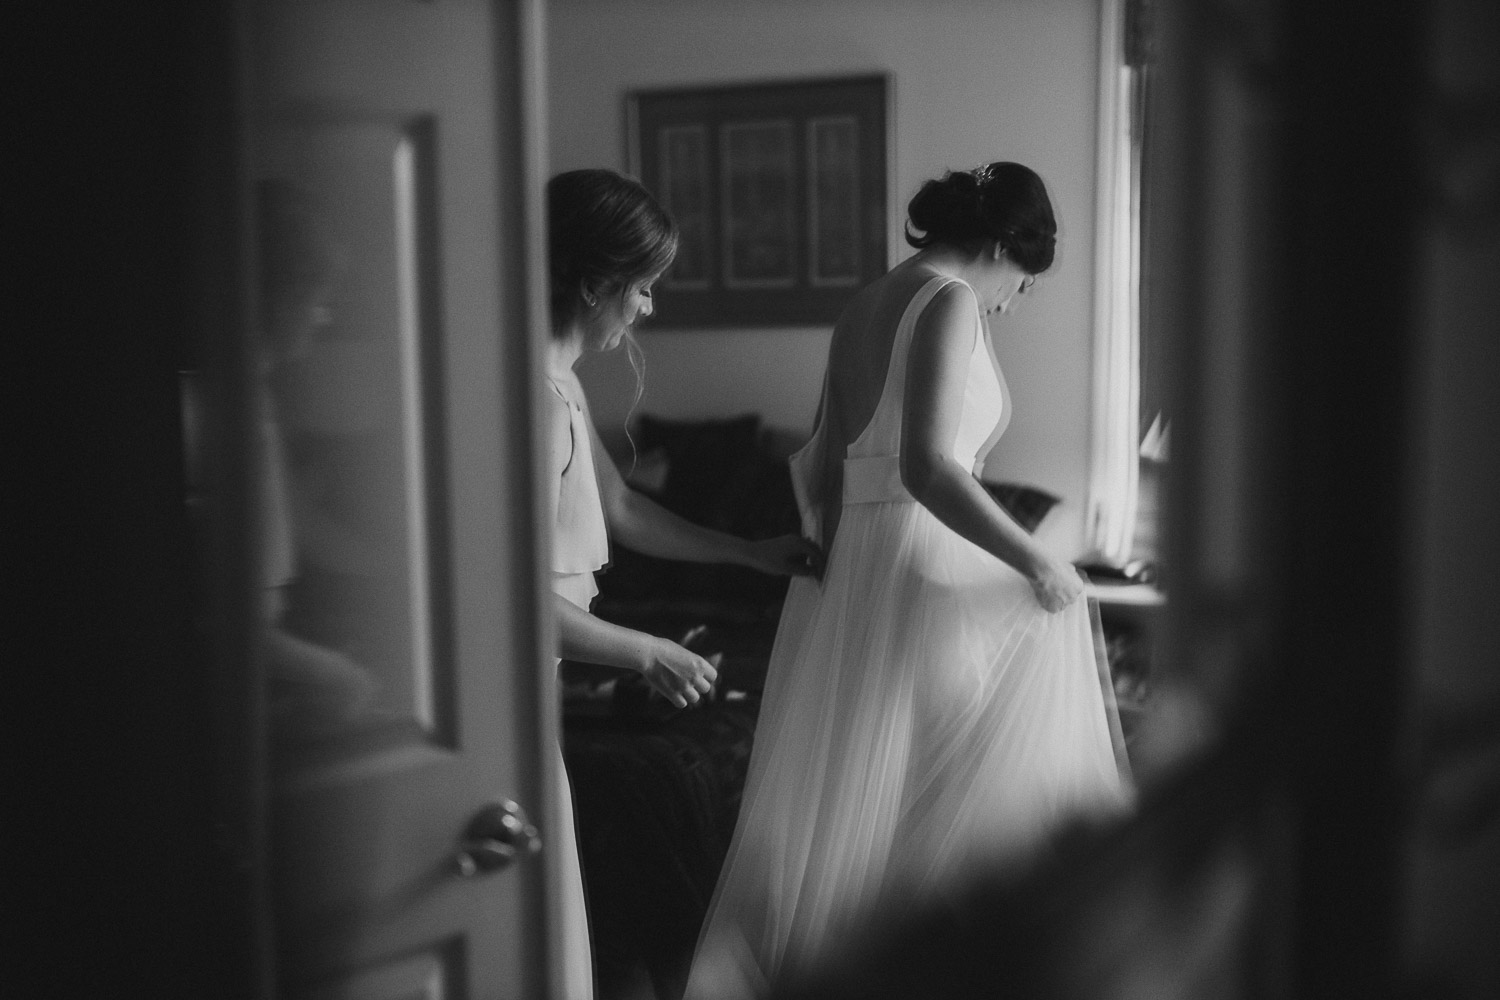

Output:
xmin=582 ymin=401 xmax=822 ymax=578
xmin=899 ymin=283 xmax=1081 ymax=612
xmin=547 ymin=388 xmax=718 ymax=706
xmin=553 ymin=595 xmax=716 ymax=708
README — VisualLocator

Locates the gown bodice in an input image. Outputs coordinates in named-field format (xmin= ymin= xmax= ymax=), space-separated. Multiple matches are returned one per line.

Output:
xmin=792 ymin=274 xmax=1011 ymax=538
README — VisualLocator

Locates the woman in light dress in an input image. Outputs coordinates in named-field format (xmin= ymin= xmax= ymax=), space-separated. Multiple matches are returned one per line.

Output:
xmin=543 ymin=168 xmax=823 ymax=999
xmin=685 ymin=162 xmax=1134 ymax=999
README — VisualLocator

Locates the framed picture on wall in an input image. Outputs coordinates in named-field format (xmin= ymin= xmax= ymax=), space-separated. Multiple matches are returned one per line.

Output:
xmin=626 ymin=74 xmax=890 ymax=327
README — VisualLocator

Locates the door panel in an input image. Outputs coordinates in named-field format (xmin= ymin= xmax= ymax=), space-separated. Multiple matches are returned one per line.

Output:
xmin=261 ymin=111 xmax=458 ymax=768
xmin=246 ymin=1 xmax=554 ymax=996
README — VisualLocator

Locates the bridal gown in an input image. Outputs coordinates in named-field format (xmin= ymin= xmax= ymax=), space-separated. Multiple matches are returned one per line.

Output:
xmin=684 ymin=275 xmax=1133 ymax=999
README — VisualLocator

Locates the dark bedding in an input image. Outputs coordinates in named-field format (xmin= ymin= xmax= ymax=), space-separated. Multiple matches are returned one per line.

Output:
xmin=564 ymin=695 xmax=761 ymax=999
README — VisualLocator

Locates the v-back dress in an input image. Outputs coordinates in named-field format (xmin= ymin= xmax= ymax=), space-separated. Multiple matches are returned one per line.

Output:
xmin=683 ymin=275 xmax=1133 ymax=999
xmin=548 ymin=369 xmax=606 ymax=1000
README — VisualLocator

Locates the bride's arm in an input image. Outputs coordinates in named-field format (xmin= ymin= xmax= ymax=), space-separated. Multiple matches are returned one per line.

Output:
xmin=898 ymin=283 xmax=1081 ymax=612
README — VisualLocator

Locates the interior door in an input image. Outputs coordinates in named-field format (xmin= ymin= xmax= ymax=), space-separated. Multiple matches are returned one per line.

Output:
xmin=244 ymin=1 xmax=561 ymax=996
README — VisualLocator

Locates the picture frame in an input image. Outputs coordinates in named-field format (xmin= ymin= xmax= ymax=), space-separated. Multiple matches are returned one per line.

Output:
xmin=626 ymin=74 xmax=890 ymax=328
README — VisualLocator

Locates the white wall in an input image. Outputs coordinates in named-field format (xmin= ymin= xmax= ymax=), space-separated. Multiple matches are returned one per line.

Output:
xmin=547 ymin=0 xmax=1102 ymax=557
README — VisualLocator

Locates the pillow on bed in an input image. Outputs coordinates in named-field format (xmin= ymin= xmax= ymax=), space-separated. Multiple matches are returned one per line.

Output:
xmin=981 ymin=481 xmax=1063 ymax=534
xmin=634 ymin=413 xmax=763 ymax=526
xmin=604 ymin=413 xmax=792 ymax=614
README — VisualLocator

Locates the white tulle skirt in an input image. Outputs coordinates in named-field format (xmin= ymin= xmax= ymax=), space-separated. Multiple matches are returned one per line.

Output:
xmin=684 ymin=498 xmax=1133 ymax=999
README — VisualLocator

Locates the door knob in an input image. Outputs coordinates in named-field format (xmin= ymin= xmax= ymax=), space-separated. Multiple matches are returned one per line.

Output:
xmin=455 ymin=799 xmax=541 ymax=877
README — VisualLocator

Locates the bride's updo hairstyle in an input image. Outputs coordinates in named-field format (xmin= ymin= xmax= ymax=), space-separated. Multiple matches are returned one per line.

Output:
xmin=548 ymin=168 xmax=679 ymax=336
xmin=904 ymin=161 xmax=1057 ymax=274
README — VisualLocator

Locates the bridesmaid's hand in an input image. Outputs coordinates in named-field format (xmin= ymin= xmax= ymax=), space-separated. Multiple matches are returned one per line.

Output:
xmin=1027 ymin=558 xmax=1085 ymax=613
xmin=637 ymin=637 xmax=719 ymax=708
xmin=746 ymin=534 xmax=825 ymax=579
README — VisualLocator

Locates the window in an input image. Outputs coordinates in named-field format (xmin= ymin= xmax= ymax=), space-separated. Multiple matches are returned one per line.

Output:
xmin=1087 ymin=0 xmax=1157 ymax=568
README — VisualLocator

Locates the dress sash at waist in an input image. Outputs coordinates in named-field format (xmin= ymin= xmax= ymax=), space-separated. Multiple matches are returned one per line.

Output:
xmin=843 ymin=454 xmax=915 ymax=505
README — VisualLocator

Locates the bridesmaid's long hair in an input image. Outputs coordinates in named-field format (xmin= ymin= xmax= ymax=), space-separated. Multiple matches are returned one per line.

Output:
xmin=546 ymin=168 xmax=679 ymax=456
xmin=547 ymin=168 xmax=678 ymax=333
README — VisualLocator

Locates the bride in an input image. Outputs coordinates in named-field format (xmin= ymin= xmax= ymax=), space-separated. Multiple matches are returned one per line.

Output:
xmin=684 ymin=162 xmax=1134 ymax=998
